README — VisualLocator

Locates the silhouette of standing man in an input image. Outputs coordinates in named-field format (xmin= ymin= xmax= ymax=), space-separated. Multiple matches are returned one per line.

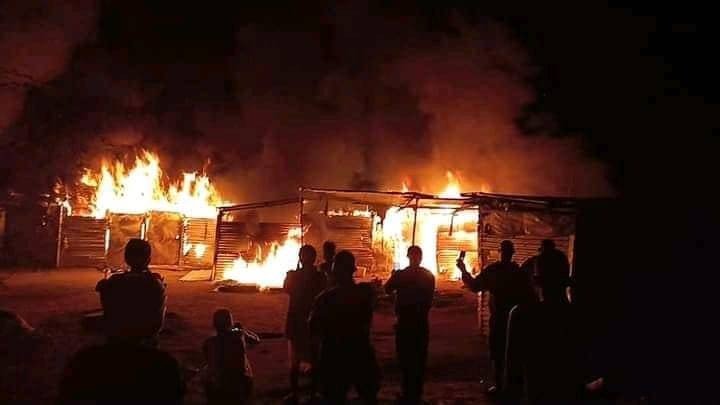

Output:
xmin=457 ymin=240 xmax=531 ymax=395
xmin=310 ymin=250 xmax=380 ymax=404
xmin=504 ymin=239 xmax=581 ymax=403
xmin=534 ymin=239 xmax=571 ymax=303
xmin=283 ymin=245 xmax=327 ymax=403
xmin=385 ymin=246 xmax=435 ymax=404
xmin=320 ymin=241 xmax=337 ymax=287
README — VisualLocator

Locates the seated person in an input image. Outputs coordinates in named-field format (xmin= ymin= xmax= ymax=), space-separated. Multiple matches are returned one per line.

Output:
xmin=203 ymin=308 xmax=260 ymax=405
xmin=96 ymin=239 xmax=166 ymax=341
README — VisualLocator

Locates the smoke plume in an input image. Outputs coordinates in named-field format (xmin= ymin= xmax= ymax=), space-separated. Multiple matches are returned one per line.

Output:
xmin=0 ymin=3 xmax=612 ymax=200
xmin=0 ymin=0 xmax=97 ymax=137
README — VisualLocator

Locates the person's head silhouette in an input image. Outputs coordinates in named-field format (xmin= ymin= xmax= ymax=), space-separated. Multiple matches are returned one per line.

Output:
xmin=299 ymin=245 xmax=317 ymax=269
xmin=535 ymin=243 xmax=570 ymax=303
xmin=500 ymin=240 xmax=515 ymax=263
xmin=213 ymin=308 xmax=233 ymax=334
xmin=124 ymin=239 xmax=151 ymax=271
xmin=539 ymin=239 xmax=556 ymax=254
xmin=332 ymin=250 xmax=356 ymax=284
xmin=407 ymin=245 xmax=423 ymax=267
xmin=323 ymin=241 xmax=336 ymax=263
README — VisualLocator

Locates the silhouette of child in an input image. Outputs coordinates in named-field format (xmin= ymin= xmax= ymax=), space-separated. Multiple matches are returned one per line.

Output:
xmin=203 ymin=309 xmax=260 ymax=405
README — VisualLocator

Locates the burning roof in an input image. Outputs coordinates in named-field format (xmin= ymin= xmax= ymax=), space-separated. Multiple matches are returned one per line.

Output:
xmin=70 ymin=150 xmax=228 ymax=219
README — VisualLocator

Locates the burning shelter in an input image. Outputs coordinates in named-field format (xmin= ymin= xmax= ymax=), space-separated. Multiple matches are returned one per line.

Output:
xmin=299 ymin=188 xmax=577 ymax=275
xmin=211 ymin=187 xmax=577 ymax=336
xmin=212 ymin=187 xmax=577 ymax=283
xmin=53 ymin=151 xmax=224 ymax=270
xmin=211 ymin=198 xmax=303 ymax=288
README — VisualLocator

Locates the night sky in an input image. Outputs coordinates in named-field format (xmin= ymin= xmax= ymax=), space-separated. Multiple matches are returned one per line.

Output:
xmin=4 ymin=1 xmax=714 ymax=202
xmin=0 ymin=2 xmax=716 ymax=212
xmin=1 ymin=2 xmax=716 ymax=221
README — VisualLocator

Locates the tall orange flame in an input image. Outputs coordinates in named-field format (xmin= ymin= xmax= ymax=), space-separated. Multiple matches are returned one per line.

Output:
xmin=438 ymin=171 xmax=462 ymax=198
xmin=383 ymin=170 xmax=476 ymax=278
xmin=78 ymin=150 xmax=225 ymax=219
xmin=224 ymin=227 xmax=302 ymax=289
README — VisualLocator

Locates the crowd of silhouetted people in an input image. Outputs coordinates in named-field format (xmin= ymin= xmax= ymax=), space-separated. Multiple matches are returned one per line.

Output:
xmin=56 ymin=237 xmax=606 ymax=404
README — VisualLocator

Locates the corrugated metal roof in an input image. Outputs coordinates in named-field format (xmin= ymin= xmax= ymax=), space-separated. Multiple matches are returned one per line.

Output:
xmin=302 ymin=188 xmax=472 ymax=210
xmin=218 ymin=198 xmax=298 ymax=213
xmin=465 ymin=192 xmax=579 ymax=213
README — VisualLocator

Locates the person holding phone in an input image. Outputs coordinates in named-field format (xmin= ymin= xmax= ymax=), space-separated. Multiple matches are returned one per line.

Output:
xmin=457 ymin=240 xmax=533 ymax=395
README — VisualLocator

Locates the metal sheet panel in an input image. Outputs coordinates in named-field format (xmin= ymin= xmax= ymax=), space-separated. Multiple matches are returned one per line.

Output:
xmin=436 ymin=225 xmax=478 ymax=279
xmin=476 ymin=233 xmax=573 ymax=337
xmin=60 ymin=216 xmax=107 ymax=267
xmin=325 ymin=216 xmax=374 ymax=274
xmin=213 ymin=222 xmax=248 ymax=280
xmin=181 ymin=218 xmax=216 ymax=268
xmin=107 ymin=214 xmax=144 ymax=268
xmin=480 ymin=234 xmax=571 ymax=266
xmin=146 ymin=211 xmax=182 ymax=266
xmin=213 ymin=222 xmax=299 ymax=280
xmin=255 ymin=222 xmax=299 ymax=262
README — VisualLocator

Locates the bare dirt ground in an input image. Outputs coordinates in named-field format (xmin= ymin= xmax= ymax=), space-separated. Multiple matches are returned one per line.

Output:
xmin=1 ymin=268 xmax=492 ymax=404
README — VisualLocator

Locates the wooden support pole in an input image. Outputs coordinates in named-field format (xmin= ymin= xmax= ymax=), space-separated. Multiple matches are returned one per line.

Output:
xmin=411 ymin=197 xmax=419 ymax=246
xmin=55 ymin=203 xmax=64 ymax=268
xmin=299 ymin=187 xmax=304 ymax=245
xmin=210 ymin=209 xmax=222 ymax=281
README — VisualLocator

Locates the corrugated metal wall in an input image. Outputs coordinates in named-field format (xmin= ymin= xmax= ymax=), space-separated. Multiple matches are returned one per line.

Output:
xmin=260 ymin=223 xmax=297 ymax=248
xmin=213 ymin=222 xmax=248 ymax=280
xmin=325 ymin=216 xmax=374 ymax=275
xmin=436 ymin=224 xmax=479 ymax=279
xmin=213 ymin=222 xmax=300 ymax=280
xmin=480 ymin=234 xmax=571 ymax=266
xmin=59 ymin=216 xmax=107 ymax=267
xmin=58 ymin=214 xmax=219 ymax=270
xmin=476 ymin=233 xmax=574 ymax=337
xmin=181 ymin=218 xmax=216 ymax=268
